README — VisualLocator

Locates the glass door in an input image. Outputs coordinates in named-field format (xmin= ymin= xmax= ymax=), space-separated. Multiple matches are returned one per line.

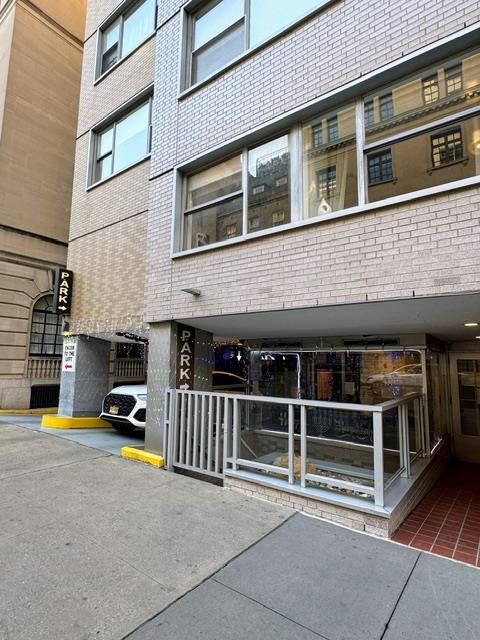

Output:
xmin=450 ymin=355 xmax=480 ymax=463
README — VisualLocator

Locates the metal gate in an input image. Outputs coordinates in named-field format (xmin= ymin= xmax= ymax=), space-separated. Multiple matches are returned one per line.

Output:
xmin=165 ymin=389 xmax=231 ymax=480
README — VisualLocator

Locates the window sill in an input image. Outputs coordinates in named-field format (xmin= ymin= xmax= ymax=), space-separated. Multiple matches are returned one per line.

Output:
xmin=86 ymin=154 xmax=151 ymax=191
xmin=428 ymin=157 xmax=469 ymax=173
xmin=171 ymin=174 xmax=480 ymax=259
xmin=93 ymin=31 xmax=156 ymax=87
xmin=178 ymin=0 xmax=337 ymax=100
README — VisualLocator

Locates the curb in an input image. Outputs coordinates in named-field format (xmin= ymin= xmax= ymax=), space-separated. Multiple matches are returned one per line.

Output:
xmin=41 ymin=415 xmax=111 ymax=429
xmin=121 ymin=446 xmax=164 ymax=468
xmin=0 ymin=408 xmax=58 ymax=415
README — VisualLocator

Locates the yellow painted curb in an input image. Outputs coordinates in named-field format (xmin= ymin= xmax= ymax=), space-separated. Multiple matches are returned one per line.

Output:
xmin=121 ymin=446 xmax=164 ymax=468
xmin=0 ymin=408 xmax=58 ymax=415
xmin=41 ymin=415 xmax=111 ymax=429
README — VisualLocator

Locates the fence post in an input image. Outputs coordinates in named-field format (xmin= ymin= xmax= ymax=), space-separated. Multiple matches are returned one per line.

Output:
xmin=300 ymin=405 xmax=306 ymax=488
xmin=232 ymin=398 xmax=239 ymax=471
xmin=373 ymin=411 xmax=384 ymax=507
xmin=288 ymin=404 xmax=294 ymax=485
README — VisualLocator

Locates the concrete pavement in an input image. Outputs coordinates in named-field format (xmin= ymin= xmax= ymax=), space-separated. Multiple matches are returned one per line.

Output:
xmin=0 ymin=413 xmax=144 ymax=455
xmin=127 ymin=515 xmax=480 ymax=640
xmin=2 ymin=419 xmax=480 ymax=640
xmin=0 ymin=421 xmax=291 ymax=640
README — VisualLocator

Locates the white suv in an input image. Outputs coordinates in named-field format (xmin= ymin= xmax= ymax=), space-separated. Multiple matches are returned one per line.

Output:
xmin=100 ymin=384 xmax=146 ymax=434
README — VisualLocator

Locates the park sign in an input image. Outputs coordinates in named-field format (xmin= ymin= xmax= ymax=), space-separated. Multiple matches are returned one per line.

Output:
xmin=53 ymin=268 xmax=73 ymax=315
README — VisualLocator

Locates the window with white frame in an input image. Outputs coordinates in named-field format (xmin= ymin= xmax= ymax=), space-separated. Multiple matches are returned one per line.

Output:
xmin=91 ymin=97 xmax=152 ymax=184
xmin=98 ymin=0 xmax=156 ymax=77
xmin=187 ymin=0 xmax=330 ymax=86
xmin=177 ymin=47 xmax=480 ymax=251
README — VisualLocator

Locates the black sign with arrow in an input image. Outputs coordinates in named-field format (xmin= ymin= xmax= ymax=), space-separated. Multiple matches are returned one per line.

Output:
xmin=53 ymin=268 xmax=74 ymax=315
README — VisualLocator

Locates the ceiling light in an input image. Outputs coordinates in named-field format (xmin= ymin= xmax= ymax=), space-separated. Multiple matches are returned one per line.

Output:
xmin=464 ymin=322 xmax=479 ymax=327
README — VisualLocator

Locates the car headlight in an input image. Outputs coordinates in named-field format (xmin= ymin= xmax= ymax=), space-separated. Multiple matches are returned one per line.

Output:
xmin=136 ymin=394 xmax=147 ymax=401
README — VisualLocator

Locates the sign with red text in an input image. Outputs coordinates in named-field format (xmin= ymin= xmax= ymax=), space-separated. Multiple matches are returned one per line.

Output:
xmin=62 ymin=342 xmax=76 ymax=373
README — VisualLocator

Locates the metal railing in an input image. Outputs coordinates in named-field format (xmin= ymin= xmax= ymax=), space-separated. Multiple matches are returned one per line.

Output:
xmin=115 ymin=358 xmax=146 ymax=379
xmin=165 ymin=389 xmax=425 ymax=507
xmin=26 ymin=357 xmax=61 ymax=379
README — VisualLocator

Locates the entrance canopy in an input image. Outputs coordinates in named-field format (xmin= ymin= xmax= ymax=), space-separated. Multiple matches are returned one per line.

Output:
xmin=179 ymin=292 xmax=480 ymax=342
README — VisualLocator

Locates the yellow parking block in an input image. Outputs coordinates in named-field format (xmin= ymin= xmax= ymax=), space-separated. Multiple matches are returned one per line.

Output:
xmin=42 ymin=414 xmax=111 ymax=429
xmin=121 ymin=446 xmax=164 ymax=468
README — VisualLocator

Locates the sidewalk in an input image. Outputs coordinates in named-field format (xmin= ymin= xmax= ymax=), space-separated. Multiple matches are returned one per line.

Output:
xmin=128 ymin=514 xmax=480 ymax=640
xmin=0 ymin=421 xmax=290 ymax=640
xmin=2 ymin=419 xmax=480 ymax=640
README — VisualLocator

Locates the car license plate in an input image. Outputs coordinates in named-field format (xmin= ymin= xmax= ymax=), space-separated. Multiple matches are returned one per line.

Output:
xmin=109 ymin=406 xmax=119 ymax=415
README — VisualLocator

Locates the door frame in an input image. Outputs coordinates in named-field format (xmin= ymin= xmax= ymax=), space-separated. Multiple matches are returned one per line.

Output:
xmin=449 ymin=352 xmax=480 ymax=463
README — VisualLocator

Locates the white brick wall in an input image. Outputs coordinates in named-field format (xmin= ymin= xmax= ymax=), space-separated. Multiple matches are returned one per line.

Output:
xmin=145 ymin=0 xmax=480 ymax=325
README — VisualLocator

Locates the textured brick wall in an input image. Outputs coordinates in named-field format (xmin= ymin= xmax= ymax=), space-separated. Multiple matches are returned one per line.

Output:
xmin=145 ymin=0 xmax=480 ymax=324
xmin=69 ymin=0 xmax=155 ymax=330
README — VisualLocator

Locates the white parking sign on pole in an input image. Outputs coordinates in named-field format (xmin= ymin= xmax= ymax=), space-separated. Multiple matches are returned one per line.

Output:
xmin=62 ymin=342 xmax=77 ymax=373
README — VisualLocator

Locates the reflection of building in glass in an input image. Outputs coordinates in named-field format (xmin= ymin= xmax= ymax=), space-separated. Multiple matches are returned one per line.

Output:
xmin=248 ymin=151 xmax=290 ymax=230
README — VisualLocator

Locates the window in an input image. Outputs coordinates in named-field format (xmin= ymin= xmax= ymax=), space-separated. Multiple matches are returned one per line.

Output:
xmin=327 ymin=116 xmax=338 ymax=141
xmin=249 ymin=215 xmax=260 ymax=230
xmin=379 ymin=93 xmax=394 ymax=121
xmin=431 ymin=128 xmax=464 ymax=168
xmin=184 ymin=154 xmax=243 ymax=248
xmin=303 ymin=104 xmax=357 ymax=217
xmin=272 ymin=210 xmax=285 ymax=225
xmin=316 ymin=166 xmax=337 ymax=199
xmin=367 ymin=150 xmax=393 ymax=184
xmin=312 ymin=124 xmax=323 ymax=147
xmin=177 ymin=48 xmax=480 ymax=252
xmin=445 ymin=65 xmax=463 ymax=95
xmin=187 ymin=0 xmax=329 ymax=86
xmin=364 ymin=100 xmax=374 ymax=128
xmin=422 ymin=74 xmax=439 ymax=104
xmin=248 ymin=136 xmax=290 ymax=232
xmin=98 ymin=0 xmax=156 ymax=77
xmin=29 ymin=296 xmax=63 ymax=356
xmin=183 ymin=135 xmax=290 ymax=248
xmin=92 ymin=97 xmax=152 ymax=184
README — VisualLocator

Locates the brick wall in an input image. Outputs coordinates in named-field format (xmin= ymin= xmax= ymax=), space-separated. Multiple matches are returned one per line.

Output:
xmin=69 ymin=0 xmax=155 ymax=330
xmin=145 ymin=0 xmax=480 ymax=325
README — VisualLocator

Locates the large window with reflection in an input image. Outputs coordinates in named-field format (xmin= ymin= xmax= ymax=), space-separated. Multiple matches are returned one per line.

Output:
xmin=187 ymin=0 xmax=330 ymax=86
xmin=177 ymin=47 xmax=480 ymax=252
xmin=29 ymin=296 xmax=63 ymax=356
xmin=184 ymin=135 xmax=291 ymax=249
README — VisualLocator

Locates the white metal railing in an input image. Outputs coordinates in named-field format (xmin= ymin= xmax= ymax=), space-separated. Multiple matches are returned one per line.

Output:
xmin=165 ymin=389 xmax=425 ymax=507
xmin=115 ymin=358 xmax=146 ymax=379
xmin=26 ymin=357 xmax=61 ymax=379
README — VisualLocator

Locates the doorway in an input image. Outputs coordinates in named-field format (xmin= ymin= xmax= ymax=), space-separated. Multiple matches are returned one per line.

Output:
xmin=450 ymin=354 xmax=480 ymax=463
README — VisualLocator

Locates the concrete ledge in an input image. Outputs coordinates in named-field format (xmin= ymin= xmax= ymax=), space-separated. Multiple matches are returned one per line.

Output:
xmin=0 ymin=408 xmax=58 ymax=415
xmin=41 ymin=415 xmax=111 ymax=429
xmin=121 ymin=446 xmax=164 ymax=468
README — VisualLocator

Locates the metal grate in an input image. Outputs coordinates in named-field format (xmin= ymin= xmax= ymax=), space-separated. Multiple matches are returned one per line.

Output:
xmin=30 ymin=385 xmax=60 ymax=409
xmin=103 ymin=393 xmax=136 ymax=416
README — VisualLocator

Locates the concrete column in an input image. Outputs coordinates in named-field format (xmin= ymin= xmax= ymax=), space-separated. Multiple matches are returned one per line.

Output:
xmin=58 ymin=335 xmax=110 ymax=417
xmin=144 ymin=322 xmax=214 ymax=455
xmin=144 ymin=322 xmax=177 ymax=454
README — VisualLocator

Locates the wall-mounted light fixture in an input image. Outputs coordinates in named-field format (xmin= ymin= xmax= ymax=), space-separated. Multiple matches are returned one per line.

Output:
xmin=181 ymin=288 xmax=201 ymax=297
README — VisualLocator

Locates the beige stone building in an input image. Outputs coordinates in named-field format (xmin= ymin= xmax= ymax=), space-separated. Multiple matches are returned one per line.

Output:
xmin=61 ymin=0 xmax=480 ymax=537
xmin=0 ymin=0 xmax=86 ymax=408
